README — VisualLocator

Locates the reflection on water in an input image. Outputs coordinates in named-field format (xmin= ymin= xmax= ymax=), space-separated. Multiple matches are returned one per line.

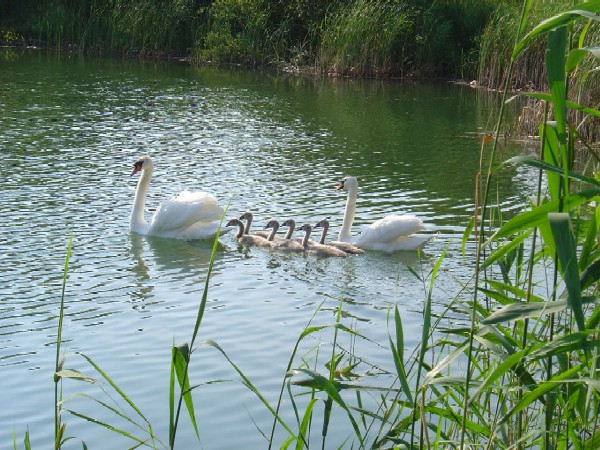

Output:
xmin=0 ymin=49 xmax=534 ymax=448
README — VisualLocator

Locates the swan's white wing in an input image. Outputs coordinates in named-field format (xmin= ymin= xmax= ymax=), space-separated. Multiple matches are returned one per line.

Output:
xmin=149 ymin=190 xmax=223 ymax=233
xmin=354 ymin=214 xmax=424 ymax=247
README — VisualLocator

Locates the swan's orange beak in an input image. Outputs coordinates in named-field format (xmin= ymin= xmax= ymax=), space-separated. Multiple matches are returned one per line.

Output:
xmin=335 ymin=181 xmax=344 ymax=190
xmin=131 ymin=161 xmax=143 ymax=176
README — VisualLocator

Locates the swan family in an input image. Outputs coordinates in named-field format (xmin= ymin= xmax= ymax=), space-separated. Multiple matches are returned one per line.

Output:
xmin=130 ymin=156 xmax=432 ymax=255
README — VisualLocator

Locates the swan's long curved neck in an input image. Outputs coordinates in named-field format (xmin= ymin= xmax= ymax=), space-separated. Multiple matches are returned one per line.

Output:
xmin=131 ymin=167 xmax=152 ymax=232
xmin=284 ymin=221 xmax=295 ymax=239
xmin=243 ymin=214 xmax=253 ymax=235
xmin=267 ymin=223 xmax=279 ymax=241
xmin=301 ymin=228 xmax=311 ymax=247
xmin=319 ymin=223 xmax=329 ymax=244
xmin=338 ymin=187 xmax=357 ymax=242
xmin=234 ymin=221 xmax=245 ymax=239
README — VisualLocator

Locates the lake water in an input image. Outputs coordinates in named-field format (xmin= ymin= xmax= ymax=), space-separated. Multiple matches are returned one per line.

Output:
xmin=0 ymin=50 xmax=533 ymax=448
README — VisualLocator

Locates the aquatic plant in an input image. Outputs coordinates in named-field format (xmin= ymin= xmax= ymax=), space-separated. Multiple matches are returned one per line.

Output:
xmin=478 ymin=0 xmax=600 ymax=141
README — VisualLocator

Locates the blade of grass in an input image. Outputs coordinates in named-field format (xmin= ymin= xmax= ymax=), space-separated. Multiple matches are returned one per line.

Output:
xmin=203 ymin=339 xmax=295 ymax=437
xmin=513 ymin=3 xmax=600 ymax=58
xmin=78 ymin=353 xmax=151 ymax=427
xmin=548 ymin=213 xmax=585 ymax=331
xmin=388 ymin=306 xmax=413 ymax=404
xmin=55 ymin=232 xmax=72 ymax=450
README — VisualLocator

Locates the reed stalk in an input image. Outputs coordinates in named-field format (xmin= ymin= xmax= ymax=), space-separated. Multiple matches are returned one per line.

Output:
xmin=54 ymin=232 xmax=72 ymax=449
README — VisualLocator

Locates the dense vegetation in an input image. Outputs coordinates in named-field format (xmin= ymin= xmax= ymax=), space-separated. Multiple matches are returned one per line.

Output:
xmin=0 ymin=0 xmax=502 ymax=80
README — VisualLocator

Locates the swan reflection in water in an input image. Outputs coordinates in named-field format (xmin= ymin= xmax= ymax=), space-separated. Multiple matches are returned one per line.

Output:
xmin=128 ymin=232 xmax=225 ymax=308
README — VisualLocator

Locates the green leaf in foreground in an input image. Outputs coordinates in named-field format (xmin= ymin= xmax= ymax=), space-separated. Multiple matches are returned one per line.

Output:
xmin=513 ymin=3 xmax=600 ymax=59
xmin=482 ymin=296 xmax=598 ymax=325
xmin=549 ymin=213 xmax=585 ymax=331
xmin=172 ymin=343 xmax=200 ymax=441
xmin=490 ymin=189 xmax=600 ymax=241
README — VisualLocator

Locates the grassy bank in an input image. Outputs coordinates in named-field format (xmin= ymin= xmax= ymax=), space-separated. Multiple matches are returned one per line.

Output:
xmin=1 ymin=0 xmax=496 ymax=79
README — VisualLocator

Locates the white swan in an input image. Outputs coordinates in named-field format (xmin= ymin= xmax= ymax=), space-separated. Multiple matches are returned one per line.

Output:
xmin=130 ymin=155 xmax=227 ymax=240
xmin=239 ymin=212 xmax=270 ymax=239
xmin=296 ymin=223 xmax=348 ymax=257
xmin=265 ymin=220 xmax=304 ymax=251
xmin=226 ymin=218 xmax=272 ymax=247
xmin=336 ymin=176 xmax=431 ymax=252
xmin=314 ymin=219 xmax=364 ymax=255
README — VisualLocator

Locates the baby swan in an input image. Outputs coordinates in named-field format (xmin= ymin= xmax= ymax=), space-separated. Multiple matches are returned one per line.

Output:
xmin=239 ymin=211 xmax=270 ymax=238
xmin=265 ymin=220 xmax=304 ymax=251
xmin=283 ymin=219 xmax=316 ymax=245
xmin=314 ymin=219 xmax=364 ymax=255
xmin=281 ymin=219 xmax=298 ymax=240
xmin=296 ymin=223 xmax=348 ymax=257
xmin=227 ymin=218 xmax=272 ymax=247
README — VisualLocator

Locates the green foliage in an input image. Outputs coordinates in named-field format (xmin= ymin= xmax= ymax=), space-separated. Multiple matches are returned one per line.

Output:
xmin=8 ymin=0 xmax=200 ymax=56
xmin=1 ymin=0 xmax=505 ymax=79
xmin=317 ymin=0 xmax=415 ymax=77
xmin=197 ymin=0 xmax=272 ymax=64
xmin=479 ymin=0 xmax=600 ymax=140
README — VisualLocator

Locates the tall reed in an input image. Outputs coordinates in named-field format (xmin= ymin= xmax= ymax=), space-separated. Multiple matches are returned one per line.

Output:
xmin=25 ymin=0 xmax=198 ymax=56
xmin=478 ymin=0 xmax=600 ymax=141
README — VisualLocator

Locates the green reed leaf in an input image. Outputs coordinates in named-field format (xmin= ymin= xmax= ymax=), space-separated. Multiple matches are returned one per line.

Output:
xmin=64 ymin=392 xmax=156 ymax=441
xmin=483 ymin=300 xmax=568 ymax=324
xmin=529 ymin=331 xmax=600 ymax=360
xmin=172 ymin=343 xmax=199 ymax=441
xmin=295 ymin=398 xmax=318 ymax=450
xmin=288 ymin=368 xmax=364 ymax=446
xmin=579 ymin=213 xmax=599 ymax=270
xmin=481 ymin=229 xmax=532 ymax=271
xmin=490 ymin=190 xmax=600 ymax=241
xmin=78 ymin=353 xmax=150 ymax=426
xmin=203 ymin=339 xmax=294 ymax=436
xmin=24 ymin=429 xmax=31 ymax=450
xmin=461 ymin=216 xmax=474 ymax=257
xmin=63 ymin=409 xmax=148 ymax=445
xmin=169 ymin=340 xmax=175 ymax=446
xmin=566 ymin=47 xmax=600 ymax=72
xmin=469 ymin=348 xmax=533 ymax=406
xmin=504 ymin=155 xmax=600 ymax=187
xmin=423 ymin=340 xmax=470 ymax=386
xmin=55 ymin=369 xmax=97 ymax=384
xmin=483 ymin=279 xmax=545 ymax=303
xmin=388 ymin=306 xmax=413 ymax=404
xmin=482 ymin=297 xmax=597 ymax=325
xmin=513 ymin=3 xmax=600 ymax=59
xmin=581 ymin=258 xmax=600 ymax=291
xmin=547 ymin=27 xmax=568 ymax=149
xmin=549 ymin=213 xmax=585 ymax=331
xmin=500 ymin=364 xmax=583 ymax=425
